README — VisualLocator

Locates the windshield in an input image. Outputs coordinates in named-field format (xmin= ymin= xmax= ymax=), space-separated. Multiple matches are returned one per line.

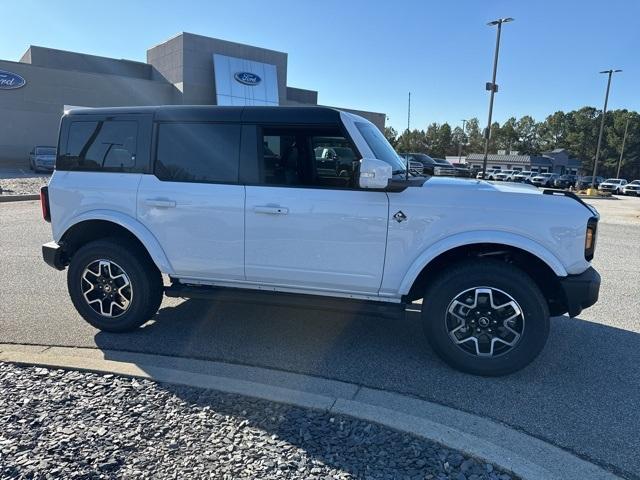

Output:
xmin=605 ymin=179 xmax=622 ymax=183
xmin=355 ymin=122 xmax=406 ymax=173
xmin=631 ymin=180 xmax=640 ymax=185
xmin=36 ymin=147 xmax=56 ymax=155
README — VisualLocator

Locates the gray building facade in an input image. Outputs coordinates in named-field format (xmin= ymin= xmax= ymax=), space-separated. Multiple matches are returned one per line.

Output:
xmin=0 ymin=32 xmax=385 ymax=167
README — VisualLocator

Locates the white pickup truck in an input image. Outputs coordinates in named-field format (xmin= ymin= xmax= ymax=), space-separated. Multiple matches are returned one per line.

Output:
xmin=41 ymin=106 xmax=600 ymax=376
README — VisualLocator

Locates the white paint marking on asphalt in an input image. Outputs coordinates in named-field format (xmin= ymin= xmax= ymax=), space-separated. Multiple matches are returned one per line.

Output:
xmin=0 ymin=344 xmax=621 ymax=480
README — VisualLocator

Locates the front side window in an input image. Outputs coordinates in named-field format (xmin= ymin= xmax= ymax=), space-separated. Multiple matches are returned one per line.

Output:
xmin=60 ymin=120 xmax=138 ymax=171
xmin=258 ymin=127 xmax=359 ymax=188
xmin=155 ymin=123 xmax=240 ymax=183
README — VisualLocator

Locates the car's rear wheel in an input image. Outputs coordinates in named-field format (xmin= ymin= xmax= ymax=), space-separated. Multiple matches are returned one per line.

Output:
xmin=421 ymin=259 xmax=550 ymax=376
xmin=67 ymin=238 xmax=163 ymax=332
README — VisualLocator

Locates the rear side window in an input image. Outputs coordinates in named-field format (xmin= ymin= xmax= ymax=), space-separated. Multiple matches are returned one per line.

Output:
xmin=155 ymin=123 xmax=240 ymax=183
xmin=59 ymin=120 xmax=139 ymax=171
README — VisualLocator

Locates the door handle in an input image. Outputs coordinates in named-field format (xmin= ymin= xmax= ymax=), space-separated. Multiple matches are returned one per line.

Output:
xmin=254 ymin=205 xmax=289 ymax=215
xmin=144 ymin=198 xmax=176 ymax=208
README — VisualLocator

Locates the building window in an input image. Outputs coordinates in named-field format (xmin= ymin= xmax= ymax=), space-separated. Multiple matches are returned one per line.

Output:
xmin=155 ymin=123 xmax=240 ymax=183
xmin=60 ymin=120 xmax=138 ymax=172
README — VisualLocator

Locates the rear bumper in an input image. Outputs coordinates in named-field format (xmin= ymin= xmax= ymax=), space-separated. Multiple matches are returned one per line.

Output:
xmin=559 ymin=267 xmax=601 ymax=317
xmin=42 ymin=241 xmax=67 ymax=270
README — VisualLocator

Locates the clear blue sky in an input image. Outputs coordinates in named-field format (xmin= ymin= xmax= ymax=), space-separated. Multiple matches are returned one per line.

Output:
xmin=2 ymin=0 xmax=638 ymax=131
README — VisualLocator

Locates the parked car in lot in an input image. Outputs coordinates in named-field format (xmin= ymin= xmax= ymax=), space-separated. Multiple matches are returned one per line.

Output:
xmin=41 ymin=105 xmax=601 ymax=376
xmin=397 ymin=153 xmax=456 ymax=176
xmin=29 ymin=146 xmax=57 ymax=172
xmin=575 ymin=176 xmax=605 ymax=190
xmin=450 ymin=162 xmax=471 ymax=178
xmin=494 ymin=170 xmax=519 ymax=181
xmin=553 ymin=174 xmax=578 ymax=189
xmin=531 ymin=173 xmax=559 ymax=187
xmin=511 ymin=171 xmax=534 ymax=183
xmin=598 ymin=178 xmax=627 ymax=194
xmin=476 ymin=168 xmax=501 ymax=180
xmin=622 ymin=180 xmax=640 ymax=196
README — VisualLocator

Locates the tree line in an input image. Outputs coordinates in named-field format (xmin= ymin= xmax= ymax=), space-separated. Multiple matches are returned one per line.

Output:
xmin=384 ymin=107 xmax=640 ymax=178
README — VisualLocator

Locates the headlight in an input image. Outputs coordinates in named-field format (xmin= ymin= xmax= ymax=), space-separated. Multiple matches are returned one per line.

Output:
xmin=585 ymin=217 xmax=598 ymax=261
xmin=434 ymin=167 xmax=442 ymax=174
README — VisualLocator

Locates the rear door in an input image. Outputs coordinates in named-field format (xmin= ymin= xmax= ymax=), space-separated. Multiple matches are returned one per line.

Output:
xmin=242 ymin=124 xmax=389 ymax=294
xmin=137 ymin=121 xmax=245 ymax=281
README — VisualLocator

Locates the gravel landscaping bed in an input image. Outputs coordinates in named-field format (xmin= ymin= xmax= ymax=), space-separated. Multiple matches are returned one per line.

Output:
xmin=0 ymin=177 xmax=49 ymax=196
xmin=0 ymin=362 xmax=517 ymax=480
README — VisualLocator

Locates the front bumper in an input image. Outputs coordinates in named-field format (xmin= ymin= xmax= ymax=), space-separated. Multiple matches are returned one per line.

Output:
xmin=559 ymin=267 xmax=601 ymax=317
xmin=42 ymin=241 xmax=67 ymax=270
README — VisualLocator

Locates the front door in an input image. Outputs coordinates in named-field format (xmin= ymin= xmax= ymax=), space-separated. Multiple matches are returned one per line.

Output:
xmin=244 ymin=126 xmax=389 ymax=294
xmin=137 ymin=121 xmax=245 ymax=281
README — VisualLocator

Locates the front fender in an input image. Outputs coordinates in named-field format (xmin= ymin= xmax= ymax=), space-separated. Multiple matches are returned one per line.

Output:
xmin=56 ymin=209 xmax=175 ymax=275
xmin=397 ymin=230 xmax=568 ymax=295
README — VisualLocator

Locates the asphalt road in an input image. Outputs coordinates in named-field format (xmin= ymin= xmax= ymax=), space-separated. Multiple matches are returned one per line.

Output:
xmin=1 ymin=197 xmax=639 ymax=478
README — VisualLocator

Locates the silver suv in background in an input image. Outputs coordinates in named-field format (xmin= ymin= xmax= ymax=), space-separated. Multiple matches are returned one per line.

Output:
xmin=494 ymin=170 xmax=519 ymax=181
xmin=512 ymin=171 xmax=534 ymax=183
xmin=29 ymin=146 xmax=57 ymax=172
xmin=598 ymin=178 xmax=627 ymax=194
xmin=398 ymin=153 xmax=456 ymax=176
xmin=476 ymin=168 xmax=501 ymax=180
xmin=622 ymin=180 xmax=640 ymax=196
xmin=531 ymin=173 xmax=559 ymax=188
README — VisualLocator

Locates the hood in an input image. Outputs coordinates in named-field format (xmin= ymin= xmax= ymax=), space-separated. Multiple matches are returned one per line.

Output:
xmin=423 ymin=176 xmax=543 ymax=195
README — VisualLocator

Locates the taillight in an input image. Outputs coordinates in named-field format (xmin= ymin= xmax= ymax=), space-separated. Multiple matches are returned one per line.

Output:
xmin=40 ymin=186 xmax=51 ymax=222
xmin=585 ymin=217 xmax=597 ymax=261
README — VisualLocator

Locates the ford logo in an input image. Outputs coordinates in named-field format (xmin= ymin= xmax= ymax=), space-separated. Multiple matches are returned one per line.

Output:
xmin=0 ymin=69 xmax=26 ymax=90
xmin=234 ymin=72 xmax=261 ymax=86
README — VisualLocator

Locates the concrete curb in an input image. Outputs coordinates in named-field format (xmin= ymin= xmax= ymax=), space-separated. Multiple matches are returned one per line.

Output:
xmin=0 ymin=194 xmax=40 ymax=202
xmin=0 ymin=344 xmax=619 ymax=480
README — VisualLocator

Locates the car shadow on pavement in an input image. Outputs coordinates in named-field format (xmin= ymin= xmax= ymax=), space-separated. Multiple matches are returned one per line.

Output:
xmin=93 ymin=298 xmax=640 ymax=479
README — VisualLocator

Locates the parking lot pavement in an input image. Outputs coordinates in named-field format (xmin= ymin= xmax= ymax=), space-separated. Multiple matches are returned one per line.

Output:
xmin=1 ymin=197 xmax=639 ymax=478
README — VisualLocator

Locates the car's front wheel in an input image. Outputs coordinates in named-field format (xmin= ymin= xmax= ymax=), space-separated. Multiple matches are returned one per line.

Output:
xmin=421 ymin=259 xmax=550 ymax=376
xmin=67 ymin=238 xmax=163 ymax=332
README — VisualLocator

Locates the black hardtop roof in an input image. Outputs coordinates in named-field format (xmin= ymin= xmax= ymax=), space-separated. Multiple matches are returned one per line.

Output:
xmin=64 ymin=105 xmax=348 ymax=124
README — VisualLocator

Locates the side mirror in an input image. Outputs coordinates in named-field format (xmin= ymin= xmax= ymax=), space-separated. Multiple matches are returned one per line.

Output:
xmin=359 ymin=157 xmax=392 ymax=189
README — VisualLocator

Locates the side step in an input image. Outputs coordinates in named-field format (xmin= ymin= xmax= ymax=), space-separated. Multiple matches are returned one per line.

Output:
xmin=165 ymin=284 xmax=406 ymax=319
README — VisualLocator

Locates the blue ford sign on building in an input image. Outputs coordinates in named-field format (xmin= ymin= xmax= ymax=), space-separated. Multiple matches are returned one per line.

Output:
xmin=234 ymin=72 xmax=261 ymax=86
xmin=0 ymin=69 xmax=26 ymax=90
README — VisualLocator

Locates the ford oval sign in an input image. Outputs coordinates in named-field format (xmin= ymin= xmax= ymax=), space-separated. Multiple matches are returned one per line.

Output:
xmin=234 ymin=72 xmax=261 ymax=86
xmin=0 ymin=69 xmax=26 ymax=90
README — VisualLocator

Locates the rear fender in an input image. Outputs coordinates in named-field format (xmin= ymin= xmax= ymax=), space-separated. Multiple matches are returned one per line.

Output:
xmin=57 ymin=210 xmax=174 ymax=275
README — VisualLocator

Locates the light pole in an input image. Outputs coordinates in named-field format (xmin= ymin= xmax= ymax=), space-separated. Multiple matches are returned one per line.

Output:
xmin=616 ymin=115 xmax=630 ymax=178
xmin=458 ymin=119 xmax=467 ymax=163
xmin=481 ymin=17 xmax=514 ymax=179
xmin=591 ymin=69 xmax=622 ymax=190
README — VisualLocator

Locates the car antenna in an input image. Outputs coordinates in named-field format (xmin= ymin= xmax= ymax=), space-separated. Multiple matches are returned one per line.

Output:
xmin=406 ymin=92 xmax=410 ymax=182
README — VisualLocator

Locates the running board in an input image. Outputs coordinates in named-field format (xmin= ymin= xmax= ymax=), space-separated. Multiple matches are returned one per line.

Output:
xmin=165 ymin=284 xmax=406 ymax=318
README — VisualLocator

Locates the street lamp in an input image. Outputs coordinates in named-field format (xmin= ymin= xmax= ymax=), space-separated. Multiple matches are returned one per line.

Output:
xmin=590 ymin=69 xmax=622 ymax=191
xmin=616 ymin=115 xmax=630 ymax=179
xmin=458 ymin=119 xmax=467 ymax=163
xmin=481 ymin=17 xmax=514 ymax=179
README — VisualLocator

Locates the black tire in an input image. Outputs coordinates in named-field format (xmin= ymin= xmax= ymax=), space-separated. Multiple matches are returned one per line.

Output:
xmin=67 ymin=238 xmax=163 ymax=332
xmin=421 ymin=259 xmax=550 ymax=376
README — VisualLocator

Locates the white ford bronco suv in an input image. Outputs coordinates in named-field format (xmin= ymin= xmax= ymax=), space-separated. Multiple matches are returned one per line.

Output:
xmin=41 ymin=106 xmax=600 ymax=376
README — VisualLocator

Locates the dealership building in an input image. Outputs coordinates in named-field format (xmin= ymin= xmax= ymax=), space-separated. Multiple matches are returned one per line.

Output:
xmin=0 ymin=32 xmax=385 ymax=167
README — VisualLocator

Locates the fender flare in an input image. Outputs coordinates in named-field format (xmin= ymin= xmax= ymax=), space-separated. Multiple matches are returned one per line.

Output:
xmin=398 ymin=230 xmax=568 ymax=295
xmin=57 ymin=210 xmax=175 ymax=275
